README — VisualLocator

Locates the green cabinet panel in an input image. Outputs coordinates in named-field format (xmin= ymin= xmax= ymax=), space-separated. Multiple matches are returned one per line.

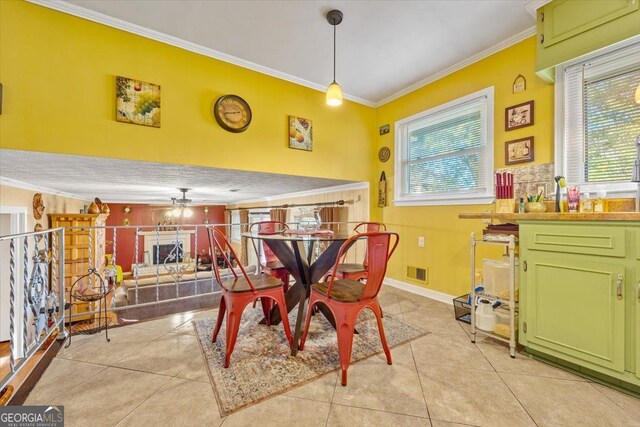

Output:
xmin=542 ymin=0 xmax=638 ymax=47
xmin=636 ymin=268 xmax=640 ymax=379
xmin=524 ymin=252 xmax=626 ymax=373
xmin=519 ymin=221 xmax=640 ymax=390
xmin=522 ymin=223 xmax=626 ymax=258
xmin=536 ymin=0 xmax=640 ymax=81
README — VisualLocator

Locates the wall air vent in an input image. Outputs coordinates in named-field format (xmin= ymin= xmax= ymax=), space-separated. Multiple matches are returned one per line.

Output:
xmin=406 ymin=266 xmax=427 ymax=283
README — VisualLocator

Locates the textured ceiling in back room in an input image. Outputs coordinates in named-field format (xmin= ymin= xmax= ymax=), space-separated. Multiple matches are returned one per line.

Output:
xmin=0 ymin=150 xmax=358 ymax=204
xmin=54 ymin=0 xmax=536 ymax=105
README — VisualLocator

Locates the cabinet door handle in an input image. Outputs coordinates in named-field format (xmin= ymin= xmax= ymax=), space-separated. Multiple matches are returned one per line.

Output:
xmin=637 ymin=280 xmax=640 ymax=302
xmin=523 ymin=261 xmax=527 ymax=272
xmin=616 ymin=274 xmax=623 ymax=300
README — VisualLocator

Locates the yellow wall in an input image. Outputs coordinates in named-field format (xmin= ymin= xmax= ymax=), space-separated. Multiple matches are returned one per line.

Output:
xmin=373 ymin=37 xmax=554 ymax=296
xmin=0 ymin=2 xmax=555 ymax=297
xmin=0 ymin=1 xmax=375 ymax=182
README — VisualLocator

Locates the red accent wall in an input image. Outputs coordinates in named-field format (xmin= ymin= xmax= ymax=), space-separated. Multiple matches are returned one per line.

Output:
xmin=105 ymin=203 xmax=226 ymax=272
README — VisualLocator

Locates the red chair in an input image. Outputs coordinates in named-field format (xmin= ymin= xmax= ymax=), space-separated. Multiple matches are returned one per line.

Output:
xmin=300 ymin=231 xmax=399 ymax=386
xmin=333 ymin=222 xmax=387 ymax=281
xmin=249 ymin=221 xmax=291 ymax=323
xmin=207 ymin=227 xmax=292 ymax=367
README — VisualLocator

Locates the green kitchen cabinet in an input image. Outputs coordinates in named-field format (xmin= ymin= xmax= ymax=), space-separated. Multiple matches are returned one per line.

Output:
xmin=519 ymin=221 xmax=639 ymax=390
xmin=535 ymin=0 xmax=640 ymax=82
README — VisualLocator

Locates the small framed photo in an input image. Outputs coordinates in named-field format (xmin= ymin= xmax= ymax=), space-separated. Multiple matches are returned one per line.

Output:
xmin=505 ymin=100 xmax=534 ymax=131
xmin=288 ymin=116 xmax=313 ymax=151
xmin=505 ymin=136 xmax=534 ymax=165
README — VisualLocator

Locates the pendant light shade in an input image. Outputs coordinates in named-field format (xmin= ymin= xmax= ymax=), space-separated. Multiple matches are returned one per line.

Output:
xmin=635 ymin=82 xmax=640 ymax=104
xmin=326 ymin=81 xmax=343 ymax=106
xmin=326 ymin=10 xmax=343 ymax=107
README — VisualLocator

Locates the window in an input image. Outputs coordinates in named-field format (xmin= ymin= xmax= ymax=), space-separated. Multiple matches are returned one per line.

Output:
xmin=230 ymin=210 xmax=240 ymax=243
xmin=557 ymin=40 xmax=640 ymax=195
xmin=394 ymin=87 xmax=494 ymax=206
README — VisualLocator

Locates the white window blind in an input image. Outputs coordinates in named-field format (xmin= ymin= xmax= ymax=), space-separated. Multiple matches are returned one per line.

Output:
xmin=561 ymin=41 xmax=640 ymax=192
xmin=230 ymin=210 xmax=240 ymax=242
xmin=394 ymin=87 xmax=494 ymax=206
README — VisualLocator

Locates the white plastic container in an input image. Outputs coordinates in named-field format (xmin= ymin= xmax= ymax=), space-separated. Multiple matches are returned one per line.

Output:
xmin=482 ymin=256 xmax=519 ymax=298
xmin=475 ymin=301 xmax=495 ymax=332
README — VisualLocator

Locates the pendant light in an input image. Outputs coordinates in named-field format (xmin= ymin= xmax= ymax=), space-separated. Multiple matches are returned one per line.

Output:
xmin=635 ymin=82 xmax=640 ymax=104
xmin=326 ymin=10 xmax=343 ymax=106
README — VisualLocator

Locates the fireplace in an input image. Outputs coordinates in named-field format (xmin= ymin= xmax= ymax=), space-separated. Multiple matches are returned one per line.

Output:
xmin=153 ymin=243 xmax=184 ymax=265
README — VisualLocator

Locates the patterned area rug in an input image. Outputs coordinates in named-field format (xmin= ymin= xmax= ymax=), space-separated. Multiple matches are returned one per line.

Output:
xmin=193 ymin=307 xmax=428 ymax=416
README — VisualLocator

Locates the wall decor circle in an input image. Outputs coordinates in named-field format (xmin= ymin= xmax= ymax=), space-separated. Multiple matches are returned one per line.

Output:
xmin=32 ymin=193 xmax=45 ymax=220
xmin=213 ymin=95 xmax=252 ymax=133
xmin=378 ymin=146 xmax=391 ymax=162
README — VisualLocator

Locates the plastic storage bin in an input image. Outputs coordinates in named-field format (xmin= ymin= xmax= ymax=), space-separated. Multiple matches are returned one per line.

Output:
xmin=494 ymin=308 xmax=517 ymax=338
xmin=482 ymin=256 xmax=519 ymax=299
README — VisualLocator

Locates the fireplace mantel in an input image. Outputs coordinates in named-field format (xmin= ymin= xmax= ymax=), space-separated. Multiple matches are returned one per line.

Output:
xmin=139 ymin=230 xmax=195 ymax=236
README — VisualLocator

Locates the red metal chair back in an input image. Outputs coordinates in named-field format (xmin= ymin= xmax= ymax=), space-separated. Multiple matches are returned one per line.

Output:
xmin=353 ymin=222 xmax=386 ymax=268
xmin=206 ymin=226 xmax=256 ymax=292
xmin=327 ymin=231 xmax=399 ymax=300
xmin=353 ymin=222 xmax=387 ymax=233
xmin=249 ymin=221 xmax=289 ymax=267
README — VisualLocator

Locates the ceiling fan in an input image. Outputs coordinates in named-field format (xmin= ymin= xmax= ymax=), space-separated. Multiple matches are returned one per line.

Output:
xmin=169 ymin=188 xmax=193 ymax=218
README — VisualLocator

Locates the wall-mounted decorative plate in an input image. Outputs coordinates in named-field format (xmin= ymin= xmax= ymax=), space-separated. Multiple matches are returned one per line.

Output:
xmin=378 ymin=146 xmax=391 ymax=162
xmin=32 ymin=193 xmax=44 ymax=220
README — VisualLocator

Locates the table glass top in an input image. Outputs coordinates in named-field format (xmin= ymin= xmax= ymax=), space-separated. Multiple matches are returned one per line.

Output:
xmin=241 ymin=230 xmax=356 ymax=242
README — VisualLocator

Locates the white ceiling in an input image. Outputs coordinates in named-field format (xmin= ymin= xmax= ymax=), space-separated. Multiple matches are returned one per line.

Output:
xmin=0 ymin=150 xmax=357 ymax=204
xmin=37 ymin=0 xmax=537 ymax=106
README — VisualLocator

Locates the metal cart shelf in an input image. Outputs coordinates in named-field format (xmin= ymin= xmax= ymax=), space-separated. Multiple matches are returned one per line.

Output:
xmin=470 ymin=233 xmax=518 ymax=358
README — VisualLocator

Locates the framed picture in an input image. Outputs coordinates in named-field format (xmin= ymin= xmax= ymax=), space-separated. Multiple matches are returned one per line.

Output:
xmin=116 ymin=76 xmax=161 ymax=128
xmin=505 ymin=100 xmax=534 ymax=131
xmin=288 ymin=116 xmax=313 ymax=151
xmin=505 ymin=136 xmax=534 ymax=165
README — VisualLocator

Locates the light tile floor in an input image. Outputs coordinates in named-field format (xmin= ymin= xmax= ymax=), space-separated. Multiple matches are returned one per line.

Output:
xmin=25 ymin=286 xmax=640 ymax=427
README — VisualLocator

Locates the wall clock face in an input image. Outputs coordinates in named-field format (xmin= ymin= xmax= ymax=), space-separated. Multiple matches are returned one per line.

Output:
xmin=213 ymin=95 xmax=252 ymax=133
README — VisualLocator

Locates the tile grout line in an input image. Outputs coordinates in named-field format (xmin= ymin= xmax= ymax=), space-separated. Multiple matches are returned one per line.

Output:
xmin=409 ymin=341 xmax=432 ymax=421
xmin=112 ymin=374 xmax=174 ymax=426
xmin=494 ymin=370 xmax=540 ymax=426
xmin=586 ymin=380 xmax=639 ymax=419
xmin=328 ymin=401 xmax=432 ymax=420
xmin=469 ymin=334 xmax=539 ymax=427
xmin=324 ymin=373 xmax=340 ymax=427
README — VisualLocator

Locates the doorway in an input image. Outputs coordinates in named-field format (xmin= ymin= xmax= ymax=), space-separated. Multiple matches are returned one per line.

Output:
xmin=0 ymin=207 xmax=27 ymax=349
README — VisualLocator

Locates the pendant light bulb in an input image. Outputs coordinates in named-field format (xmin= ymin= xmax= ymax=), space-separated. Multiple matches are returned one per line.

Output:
xmin=325 ymin=10 xmax=343 ymax=107
xmin=326 ymin=81 xmax=343 ymax=106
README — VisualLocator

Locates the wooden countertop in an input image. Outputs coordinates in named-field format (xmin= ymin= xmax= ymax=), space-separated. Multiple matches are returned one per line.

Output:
xmin=458 ymin=212 xmax=640 ymax=221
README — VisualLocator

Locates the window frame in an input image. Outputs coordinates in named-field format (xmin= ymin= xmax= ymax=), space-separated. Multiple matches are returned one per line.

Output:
xmin=554 ymin=36 xmax=640 ymax=197
xmin=394 ymin=86 xmax=495 ymax=206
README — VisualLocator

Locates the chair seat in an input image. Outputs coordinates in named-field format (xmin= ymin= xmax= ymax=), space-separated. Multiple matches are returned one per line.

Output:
xmin=311 ymin=279 xmax=366 ymax=303
xmin=336 ymin=263 xmax=366 ymax=274
xmin=220 ymin=274 xmax=283 ymax=293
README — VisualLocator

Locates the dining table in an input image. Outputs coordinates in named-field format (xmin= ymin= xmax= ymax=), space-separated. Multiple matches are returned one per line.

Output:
xmin=241 ymin=229 xmax=357 ymax=355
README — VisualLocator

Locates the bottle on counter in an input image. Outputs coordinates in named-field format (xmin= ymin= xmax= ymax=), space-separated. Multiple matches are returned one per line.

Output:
xmin=579 ymin=193 xmax=593 ymax=213
xmin=519 ymin=197 xmax=525 ymax=213
xmin=594 ymin=189 xmax=607 ymax=213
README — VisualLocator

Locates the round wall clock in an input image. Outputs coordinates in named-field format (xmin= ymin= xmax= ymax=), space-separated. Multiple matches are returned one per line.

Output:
xmin=378 ymin=146 xmax=391 ymax=162
xmin=213 ymin=95 xmax=252 ymax=133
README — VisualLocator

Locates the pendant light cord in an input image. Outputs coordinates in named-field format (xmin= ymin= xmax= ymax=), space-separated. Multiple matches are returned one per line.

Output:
xmin=333 ymin=23 xmax=336 ymax=83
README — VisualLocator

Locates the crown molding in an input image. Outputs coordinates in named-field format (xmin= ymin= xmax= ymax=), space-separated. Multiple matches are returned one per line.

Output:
xmin=373 ymin=25 xmax=537 ymax=107
xmin=230 ymin=182 xmax=369 ymax=206
xmin=525 ymin=0 xmax=550 ymax=18
xmin=26 ymin=0 xmax=377 ymax=107
xmin=0 ymin=177 xmax=90 ymax=201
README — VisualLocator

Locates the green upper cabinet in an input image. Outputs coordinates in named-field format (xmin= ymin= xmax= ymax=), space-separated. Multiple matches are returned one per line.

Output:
xmin=536 ymin=0 xmax=640 ymax=82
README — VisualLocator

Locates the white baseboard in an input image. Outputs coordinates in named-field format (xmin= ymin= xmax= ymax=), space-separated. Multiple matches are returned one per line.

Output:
xmin=384 ymin=277 xmax=455 ymax=305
